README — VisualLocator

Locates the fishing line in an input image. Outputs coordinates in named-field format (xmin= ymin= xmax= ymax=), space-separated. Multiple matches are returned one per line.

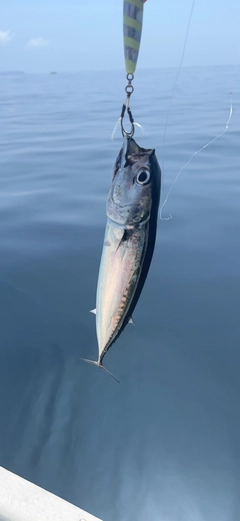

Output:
xmin=160 ymin=0 xmax=196 ymax=207
xmin=161 ymin=0 xmax=196 ymax=168
xmin=160 ymin=1 xmax=240 ymax=220
xmin=160 ymin=59 xmax=239 ymax=220
xmin=160 ymin=98 xmax=233 ymax=220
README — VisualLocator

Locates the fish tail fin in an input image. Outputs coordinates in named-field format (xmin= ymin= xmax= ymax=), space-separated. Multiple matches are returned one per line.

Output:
xmin=79 ymin=357 xmax=120 ymax=384
xmin=99 ymin=363 xmax=120 ymax=384
xmin=79 ymin=357 xmax=100 ymax=367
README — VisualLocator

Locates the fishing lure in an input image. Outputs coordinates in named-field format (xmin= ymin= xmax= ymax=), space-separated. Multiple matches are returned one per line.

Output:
xmin=123 ymin=0 xmax=147 ymax=75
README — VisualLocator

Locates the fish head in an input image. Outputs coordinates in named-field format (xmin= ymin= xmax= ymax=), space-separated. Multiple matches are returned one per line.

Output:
xmin=107 ymin=137 xmax=161 ymax=226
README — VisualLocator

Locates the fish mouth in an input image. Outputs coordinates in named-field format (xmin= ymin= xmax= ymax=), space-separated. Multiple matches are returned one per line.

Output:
xmin=124 ymin=137 xmax=153 ymax=166
xmin=112 ymin=137 xmax=154 ymax=180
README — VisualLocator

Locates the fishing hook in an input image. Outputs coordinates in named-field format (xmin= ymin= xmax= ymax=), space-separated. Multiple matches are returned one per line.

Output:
xmin=120 ymin=74 xmax=135 ymax=138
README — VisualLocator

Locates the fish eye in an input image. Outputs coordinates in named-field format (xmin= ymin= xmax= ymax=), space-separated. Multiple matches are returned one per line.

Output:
xmin=136 ymin=169 xmax=150 ymax=185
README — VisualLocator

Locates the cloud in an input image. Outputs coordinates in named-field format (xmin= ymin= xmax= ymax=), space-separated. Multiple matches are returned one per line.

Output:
xmin=0 ymin=30 xmax=13 ymax=45
xmin=26 ymin=37 xmax=49 ymax=49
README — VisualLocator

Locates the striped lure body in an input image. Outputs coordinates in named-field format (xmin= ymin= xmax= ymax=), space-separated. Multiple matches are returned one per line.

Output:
xmin=81 ymin=137 xmax=161 ymax=382
xmin=123 ymin=0 xmax=147 ymax=74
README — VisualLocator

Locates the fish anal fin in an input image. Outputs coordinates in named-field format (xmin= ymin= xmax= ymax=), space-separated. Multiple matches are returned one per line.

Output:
xmin=128 ymin=317 xmax=135 ymax=326
xmin=90 ymin=308 xmax=96 ymax=315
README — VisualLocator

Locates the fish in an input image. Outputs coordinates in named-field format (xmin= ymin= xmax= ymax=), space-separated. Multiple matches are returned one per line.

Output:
xmin=80 ymin=136 xmax=161 ymax=382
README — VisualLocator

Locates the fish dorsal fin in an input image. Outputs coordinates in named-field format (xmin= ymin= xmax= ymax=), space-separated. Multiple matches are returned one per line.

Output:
xmin=90 ymin=308 xmax=96 ymax=315
xmin=128 ymin=317 xmax=135 ymax=326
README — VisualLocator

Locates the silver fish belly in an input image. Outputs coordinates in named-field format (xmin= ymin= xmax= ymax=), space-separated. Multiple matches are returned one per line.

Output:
xmin=81 ymin=136 xmax=161 ymax=381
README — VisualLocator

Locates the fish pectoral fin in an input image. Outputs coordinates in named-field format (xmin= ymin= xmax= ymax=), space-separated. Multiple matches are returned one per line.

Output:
xmin=115 ymin=227 xmax=128 ymax=253
xmin=79 ymin=357 xmax=120 ymax=384
xmin=128 ymin=317 xmax=135 ymax=326
xmin=90 ymin=308 xmax=96 ymax=315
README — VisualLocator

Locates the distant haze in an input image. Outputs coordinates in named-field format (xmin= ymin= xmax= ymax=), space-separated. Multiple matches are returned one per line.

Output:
xmin=1 ymin=0 xmax=239 ymax=73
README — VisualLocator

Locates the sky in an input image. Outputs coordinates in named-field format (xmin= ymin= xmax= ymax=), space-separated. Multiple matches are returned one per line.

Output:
xmin=0 ymin=0 xmax=240 ymax=73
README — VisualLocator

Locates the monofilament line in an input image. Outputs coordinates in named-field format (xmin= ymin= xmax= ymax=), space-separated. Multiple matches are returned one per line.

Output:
xmin=161 ymin=0 xmax=196 ymax=177
xmin=160 ymin=98 xmax=233 ymax=220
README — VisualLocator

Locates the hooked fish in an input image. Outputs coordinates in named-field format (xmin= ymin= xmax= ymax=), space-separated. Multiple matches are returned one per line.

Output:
xmin=81 ymin=136 xmax=161 ymax=382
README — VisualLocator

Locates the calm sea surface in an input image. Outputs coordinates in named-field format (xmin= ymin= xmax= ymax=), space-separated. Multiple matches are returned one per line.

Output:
xmin=0 ymin=66 xmax=240 ymax=521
